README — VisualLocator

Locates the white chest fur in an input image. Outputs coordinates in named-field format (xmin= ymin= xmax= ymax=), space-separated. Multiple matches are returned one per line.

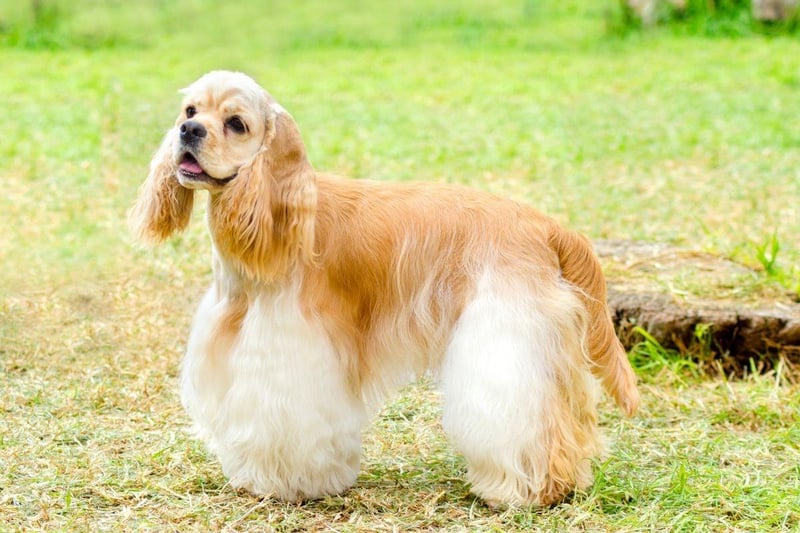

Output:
xmin=179 ymin=279 xmax=366 ymax=501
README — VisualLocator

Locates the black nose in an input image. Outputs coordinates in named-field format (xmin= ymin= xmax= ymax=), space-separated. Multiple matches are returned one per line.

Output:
xmin=180 ymin=120 xmax=207 ymax=143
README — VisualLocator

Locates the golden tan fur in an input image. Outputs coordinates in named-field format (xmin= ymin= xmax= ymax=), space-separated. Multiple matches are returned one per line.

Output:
xmin=130 ymin=71 xmax=639 ymax=506
xmin=130 ymin=133 xmax=194 ymax=242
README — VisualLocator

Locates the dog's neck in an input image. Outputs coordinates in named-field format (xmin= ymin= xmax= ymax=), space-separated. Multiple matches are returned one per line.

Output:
xmin=205 ymin=191 xmax=310 ymax=288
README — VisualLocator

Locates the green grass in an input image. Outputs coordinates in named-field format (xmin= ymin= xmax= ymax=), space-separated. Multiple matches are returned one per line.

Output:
xmin=614 ymin=0 xmax=800 ymax=37
xmin=2 ymin=0 xmax=799 ymax=530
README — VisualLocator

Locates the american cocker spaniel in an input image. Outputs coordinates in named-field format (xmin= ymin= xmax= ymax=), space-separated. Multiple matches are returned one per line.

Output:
xmin=130 ymin=70 xmax=639 ymax=507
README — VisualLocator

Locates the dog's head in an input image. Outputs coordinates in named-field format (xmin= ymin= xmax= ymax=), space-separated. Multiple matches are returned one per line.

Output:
xmin=131 ymin=71 xmax=317 ymax=281
xmin=173 ymin=71 xmax=274 ymax=191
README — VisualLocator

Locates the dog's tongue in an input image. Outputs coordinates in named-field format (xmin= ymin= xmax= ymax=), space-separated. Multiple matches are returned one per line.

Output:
xmin=179 ymin=159 xmax=203 ymax=174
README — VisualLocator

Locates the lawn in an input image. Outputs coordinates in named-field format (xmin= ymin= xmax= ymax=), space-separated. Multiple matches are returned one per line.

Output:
xmin=1 ymin=0 xmax=799 ymax=531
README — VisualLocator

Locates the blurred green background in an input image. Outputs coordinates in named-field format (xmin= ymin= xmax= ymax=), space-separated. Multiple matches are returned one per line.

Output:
xmin=1 ymin=0 xmax=798 ymax=292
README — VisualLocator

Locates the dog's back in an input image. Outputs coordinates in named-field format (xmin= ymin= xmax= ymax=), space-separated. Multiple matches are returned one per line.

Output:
xmin=311 ymin=174 xmax=639 ymax=416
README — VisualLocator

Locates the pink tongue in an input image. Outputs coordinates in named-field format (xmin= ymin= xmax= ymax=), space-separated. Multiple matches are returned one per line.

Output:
xmin=180 ymin=160 xmax=203 ymax=174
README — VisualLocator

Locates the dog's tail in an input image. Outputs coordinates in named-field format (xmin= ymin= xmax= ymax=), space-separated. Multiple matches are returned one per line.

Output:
xmin=547 ymin=224 xmax=640 ymax=416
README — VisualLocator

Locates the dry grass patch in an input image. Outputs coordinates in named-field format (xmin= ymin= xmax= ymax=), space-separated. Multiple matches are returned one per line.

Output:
xmin=2 ymin=274 xmax=799 ymax=531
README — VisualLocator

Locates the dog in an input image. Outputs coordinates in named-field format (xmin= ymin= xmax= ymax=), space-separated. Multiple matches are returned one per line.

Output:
xmin=130 ymin=70 xmax=639 ymax=507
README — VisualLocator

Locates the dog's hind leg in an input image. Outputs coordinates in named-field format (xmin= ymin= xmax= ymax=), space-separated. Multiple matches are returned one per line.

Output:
xmin=439 ymin=272 xmax=603 ymax=506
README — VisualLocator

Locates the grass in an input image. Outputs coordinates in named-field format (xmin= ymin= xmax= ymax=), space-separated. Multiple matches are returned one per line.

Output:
xmin=614 ymin=0 xmax=800 ymax=37
xmin=1 ymin=0 xmax=799 ymax=530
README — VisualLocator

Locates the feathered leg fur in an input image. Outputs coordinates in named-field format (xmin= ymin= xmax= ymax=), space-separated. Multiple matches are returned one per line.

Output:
xmin=441 ymin=270 xmax=601 ymax=506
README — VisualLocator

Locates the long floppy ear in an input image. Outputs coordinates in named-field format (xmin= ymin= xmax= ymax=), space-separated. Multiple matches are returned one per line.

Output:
xmin=267 ymin=111 xmax=317 ymax=265
xmin=129 ymin=129 xmax=194 ymax=243
xmin=210 ymin=110 xmax=317 ymax=282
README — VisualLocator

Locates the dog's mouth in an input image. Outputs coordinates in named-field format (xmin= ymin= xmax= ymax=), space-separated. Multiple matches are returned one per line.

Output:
xmin=178 ymin=153 xmax=237 ymax=186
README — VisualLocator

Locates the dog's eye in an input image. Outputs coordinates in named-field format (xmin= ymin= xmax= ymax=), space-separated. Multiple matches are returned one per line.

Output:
xmin=186 ymin=105 xmax=197 ymax=118
xmin=226 ymin=116 xmax=246 ymax=134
